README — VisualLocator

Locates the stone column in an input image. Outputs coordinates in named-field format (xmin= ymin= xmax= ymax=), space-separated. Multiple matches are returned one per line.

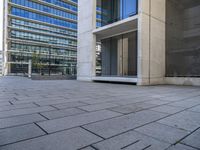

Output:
xmin=3 ymin=0 xmax=9 ymax=75
xmin=77 ymin=0 xmax=96 ymax=81
xmin=137 ymin=0 xmax=166 ymax=85
xmin=28 ymin=60 xmax=32 ymax=78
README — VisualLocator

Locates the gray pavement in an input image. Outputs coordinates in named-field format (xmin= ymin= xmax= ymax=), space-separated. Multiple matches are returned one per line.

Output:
xmin=0 ymin=76 xmax=200 ymax=150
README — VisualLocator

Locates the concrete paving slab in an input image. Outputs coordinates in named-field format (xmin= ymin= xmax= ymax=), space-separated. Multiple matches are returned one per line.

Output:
xmin=0 ymin=106 xmax=55 ymax=119
xmin=0 ymin=102 xmax=12 ymax=107
xmin=158 ymin=111 xmax=200 ymax=132
xmin=150 ymin=105 xmax=185 ymax=114
xmin=83 ymin=110 xmax=168 ymax=138
xmin=35 ymin=99 xmax=71 ymax=106
xmin=0 ymin=103 xmax=38 ymax=112
xmin=168 ymin=97 xmax=200 ymax=108
xmin=93 ymin=130 xmax=169 ymax=150
xmin=0 ymin=127 xmax=102 ymax=150
xmin=109 ymin=102 xmax=157 ymax=114
xmin=182 ymin=128 xmax=200 ymax=149
xmin=148 ymin=99 xmax=171 ymax=105
xmin=79 ymin=103 xmax=119 ymax=112
xmin=0 ymin=124 xmax=45 ymax=146
xmin=167 ymin=144 xmax=197 ymax=150
xmin=40 ymin=108 xmax=86 ymax=119
xmin=108 ymin=105 xmax=144 ymax=114
xmin=187 ymin=105 xmax=200 ymax=113
xmin=53 ymin=101 xmax=88 ymax=109
xmin=37 ymin=110 xmax=121 ymax=133
xmin=0 ymin=114 xmax=46 ymax=129
xmin=111 ymin=97 xmax=155 ymax=105
xmin=135 ymin=122 xmax=189 ymax=144
xmin=159 ymin=95 xmax=190 ymax=102
xmin=80 ymin=147 xmax=96 ymax=150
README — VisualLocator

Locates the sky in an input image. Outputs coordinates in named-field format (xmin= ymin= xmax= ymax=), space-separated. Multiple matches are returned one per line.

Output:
xmin=0 ymin=0 xmax=3 ymax=51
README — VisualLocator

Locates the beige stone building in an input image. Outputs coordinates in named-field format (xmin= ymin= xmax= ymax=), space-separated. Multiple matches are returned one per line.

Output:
xmin=77 ymin=0 xmax=200 ymax=86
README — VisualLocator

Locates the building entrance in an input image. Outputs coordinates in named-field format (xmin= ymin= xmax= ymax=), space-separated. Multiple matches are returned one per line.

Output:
xmin=96 ymin=31 xmax=137 ymax=77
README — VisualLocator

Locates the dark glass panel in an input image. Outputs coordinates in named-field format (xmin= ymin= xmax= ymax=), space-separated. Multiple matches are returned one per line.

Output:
xmin=97 ymin=0 xmax=138 ymax=27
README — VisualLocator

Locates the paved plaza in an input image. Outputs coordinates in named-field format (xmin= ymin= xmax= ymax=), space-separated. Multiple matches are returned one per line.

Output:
xmin=0 ymin=77 xmax=200 ymax=150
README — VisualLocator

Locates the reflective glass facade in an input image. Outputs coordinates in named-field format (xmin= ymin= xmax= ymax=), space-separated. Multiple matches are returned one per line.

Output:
xmin=6 ymin=0 xmax=77 ymax=75
xmin=97 ymin=0 xmax=138 ymax=27
xmin=96 ymin=6 xmax=102 ymax=28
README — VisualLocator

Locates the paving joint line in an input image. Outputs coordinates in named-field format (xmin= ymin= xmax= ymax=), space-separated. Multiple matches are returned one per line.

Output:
xmin=38 ymin=113 xmax=49 ymax=120
xmin=49 ymin=105 xmax=60 ymax=110
xmin=34 ymin=122 xmax=49 ymax=135
xmin=80 ymin=126 xmax=106 ymax=140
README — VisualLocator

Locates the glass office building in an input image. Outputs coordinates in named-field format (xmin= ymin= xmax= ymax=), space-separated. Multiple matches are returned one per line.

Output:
xmin=3 ymin=0 xmax=77 ymax=76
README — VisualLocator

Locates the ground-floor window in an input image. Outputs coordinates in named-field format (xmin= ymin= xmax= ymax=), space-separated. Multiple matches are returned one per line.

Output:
xmin=96 ymin=31 xmax=137 ymax=77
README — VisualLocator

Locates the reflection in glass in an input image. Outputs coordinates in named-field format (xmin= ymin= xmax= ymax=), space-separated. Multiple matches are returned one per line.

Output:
xmin=97 ymin=0 xmax=138 ymax=27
